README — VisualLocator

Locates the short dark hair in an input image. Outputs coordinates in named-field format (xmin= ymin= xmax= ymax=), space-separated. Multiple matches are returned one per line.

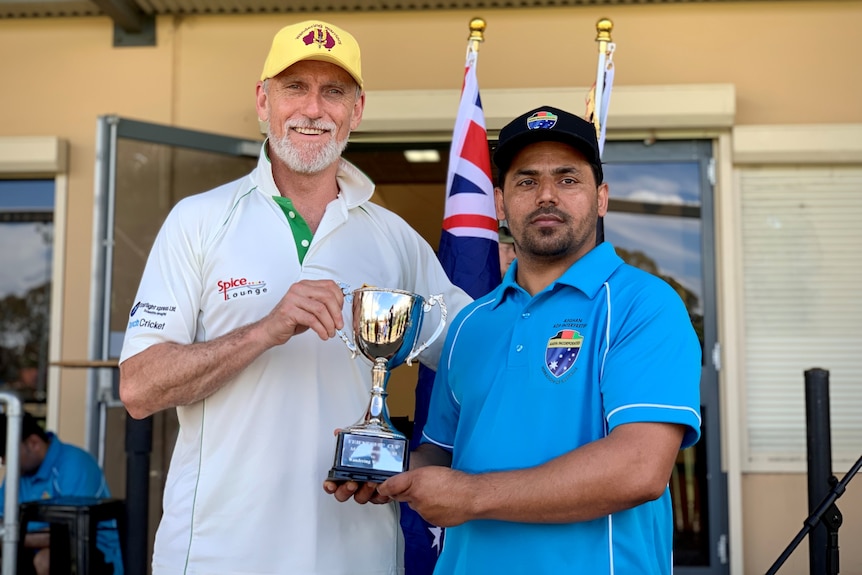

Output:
xmin=0 ymin=411 xmax=48 ymax=458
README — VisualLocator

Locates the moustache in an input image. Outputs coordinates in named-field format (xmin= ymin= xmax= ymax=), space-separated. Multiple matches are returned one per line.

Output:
xmin=526 ymin=207 xmax=570 ymax=222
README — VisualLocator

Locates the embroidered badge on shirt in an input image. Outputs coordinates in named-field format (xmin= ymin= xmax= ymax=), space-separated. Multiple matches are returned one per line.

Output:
xmin=545 ymin=329 xmax=583 ymax=379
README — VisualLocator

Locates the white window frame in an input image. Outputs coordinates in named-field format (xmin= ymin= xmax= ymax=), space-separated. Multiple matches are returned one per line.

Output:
xmin=0 ymin=136 xmax=68 ymax=432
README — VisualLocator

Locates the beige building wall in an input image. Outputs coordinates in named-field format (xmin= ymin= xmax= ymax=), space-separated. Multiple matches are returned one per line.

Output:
xmin=1 ymin=2 xmax=861 ymax=573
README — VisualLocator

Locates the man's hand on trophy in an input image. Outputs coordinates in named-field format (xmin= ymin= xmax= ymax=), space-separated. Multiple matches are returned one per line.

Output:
xmin=324 ymin=428 xmax=394 ymax=505
xmin=323 ymin=479 xmax=391 ymax=505
xmin=262 ymin=279 xmax=345 ymax=343
xmin=377 ymin=466 xmax=474 ymax=527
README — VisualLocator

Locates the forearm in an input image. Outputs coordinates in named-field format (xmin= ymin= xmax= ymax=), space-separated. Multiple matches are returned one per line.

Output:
xmin=469 ymin=423 xmax=684 ymax=524
xmin=410 ymin=443 xmax=452 ymax=469
xmin=120 ymin=320 xmax=273 ymax=418
xmin=24 ymin=531 xmax=50 ymax=549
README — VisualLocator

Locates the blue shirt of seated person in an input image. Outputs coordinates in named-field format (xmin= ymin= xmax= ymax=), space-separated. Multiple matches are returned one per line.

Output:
xmin=0 ymin=412 xmax=123 ymax=575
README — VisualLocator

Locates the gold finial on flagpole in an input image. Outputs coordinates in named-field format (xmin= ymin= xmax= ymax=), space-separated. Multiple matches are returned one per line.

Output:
xmin=469 ymin=17 xmax=486 ymax=52
xmin=596 ymin=18 xmax=613 ymax=45
xmin=592 ymin=18 xmax=614 ymax=143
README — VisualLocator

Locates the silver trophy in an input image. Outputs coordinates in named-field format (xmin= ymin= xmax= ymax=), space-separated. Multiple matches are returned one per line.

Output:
xmin=328 ymin=287 xmax=447 ymax=483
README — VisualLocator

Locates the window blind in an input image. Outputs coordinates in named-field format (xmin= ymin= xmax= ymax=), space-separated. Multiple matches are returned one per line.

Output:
xmin=741 ymin=166 xmax=862 ymax=470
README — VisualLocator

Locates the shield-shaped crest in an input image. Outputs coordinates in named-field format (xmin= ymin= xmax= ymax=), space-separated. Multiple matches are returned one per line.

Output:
xmin=545 ymin=329 xmax=583 ymax=378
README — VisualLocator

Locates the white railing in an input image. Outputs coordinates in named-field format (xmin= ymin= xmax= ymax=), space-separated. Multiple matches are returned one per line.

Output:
xmin=0 ymin=392 xmax=23 ymax=574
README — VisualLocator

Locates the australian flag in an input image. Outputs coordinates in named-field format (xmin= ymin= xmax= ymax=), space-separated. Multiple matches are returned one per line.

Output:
xmin=402 ymin=44 xmax=501 ymax=575
xmin=545 ymin=329 xmax=583 ymax=378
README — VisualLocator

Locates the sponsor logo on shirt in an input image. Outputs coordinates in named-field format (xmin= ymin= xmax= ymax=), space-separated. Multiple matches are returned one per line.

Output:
xmin=544 ymin=327 xmax=584 ymax=381
xmin=130 ymin=301 xmax=177 ymax=318
xmin=217 ymin=277 xmax=268 ymax=301
xmin=128 ymin=318 xmax=166 ymax=330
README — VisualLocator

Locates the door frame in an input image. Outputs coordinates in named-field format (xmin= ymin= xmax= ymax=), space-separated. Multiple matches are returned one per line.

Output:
xmin=87 ymin=115 xmax=261 ymax=462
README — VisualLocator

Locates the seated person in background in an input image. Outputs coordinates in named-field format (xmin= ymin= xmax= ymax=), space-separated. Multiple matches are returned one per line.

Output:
xmin=0 ymin=412 xmax=123 ymax=575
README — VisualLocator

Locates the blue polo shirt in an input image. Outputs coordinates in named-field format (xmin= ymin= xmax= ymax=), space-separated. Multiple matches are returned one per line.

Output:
xmin=423 ymin=242 xmax=702 ymax=575
xmin=0 ymin=432 xmax=124 ymax=574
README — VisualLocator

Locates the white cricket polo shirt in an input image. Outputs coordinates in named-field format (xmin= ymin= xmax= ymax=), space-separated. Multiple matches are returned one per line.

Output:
xmin=120 ymin=147 xmax=471 ymax=575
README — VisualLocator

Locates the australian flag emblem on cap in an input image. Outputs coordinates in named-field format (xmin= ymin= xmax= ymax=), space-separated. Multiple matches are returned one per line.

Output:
xmin=527 ymin=110 xmax=558 ymax=130
xmin=545 ymin=329 xmax=583 ymax=378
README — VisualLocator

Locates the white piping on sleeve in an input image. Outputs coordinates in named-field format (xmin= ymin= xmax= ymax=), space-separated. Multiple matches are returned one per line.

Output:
xmin=606 ymin=403 xmax=703 ymax=427
xmin=599 ymin=282 xmax=611 ymax=382
xmin=446 ymin=298 xmax=497 ymax=372
xmin=607 ymin=514 xmax=615 ymax=575
xmin=421 ymin=432 xmax=454 ymax=452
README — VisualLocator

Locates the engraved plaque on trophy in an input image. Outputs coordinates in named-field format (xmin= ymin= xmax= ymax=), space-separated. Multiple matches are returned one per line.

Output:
xmin=328 ymin=287 xmax=447 ymax=483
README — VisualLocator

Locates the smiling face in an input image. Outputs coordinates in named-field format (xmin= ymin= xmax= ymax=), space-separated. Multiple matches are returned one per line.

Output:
xmin=256 ymin=60 xmax=364 ymax=174
xmin=495 ymin=140 xmax=608 ymax=268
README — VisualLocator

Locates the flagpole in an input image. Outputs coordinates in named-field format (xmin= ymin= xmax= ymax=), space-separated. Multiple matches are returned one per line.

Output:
xmin=402 ymin=16 xmax=496 ymax=575
xmin=592 ymin=18 xmax=613 ymax=245
xmin=593 ymin=18 xmax=613 ymax=148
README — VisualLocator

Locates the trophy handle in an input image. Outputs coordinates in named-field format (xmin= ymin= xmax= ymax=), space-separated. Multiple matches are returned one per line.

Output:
xmin=405 ymin=294 xmax=447 ymax=366
xmin=335 ymin=285 xmax=358 ymax=358
xmin=336 ymin=328 xmax=358 ymax=359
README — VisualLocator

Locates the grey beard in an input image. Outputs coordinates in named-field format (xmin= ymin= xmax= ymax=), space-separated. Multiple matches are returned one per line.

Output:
xmin=268 ymin=128 xmax=349 ymax=174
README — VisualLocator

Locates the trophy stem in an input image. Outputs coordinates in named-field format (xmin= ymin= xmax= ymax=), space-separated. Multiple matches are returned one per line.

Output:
xmin=346 ymin=359 xmax=403 ymax=439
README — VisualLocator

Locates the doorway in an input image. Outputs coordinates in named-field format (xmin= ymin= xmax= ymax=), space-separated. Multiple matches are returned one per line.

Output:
xmin=602 ymin=140 xmax=726 ymax=572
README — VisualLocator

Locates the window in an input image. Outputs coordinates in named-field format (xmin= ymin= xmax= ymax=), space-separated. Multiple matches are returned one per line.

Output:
xmin=0 ymin=179 xmax=54 ymax=405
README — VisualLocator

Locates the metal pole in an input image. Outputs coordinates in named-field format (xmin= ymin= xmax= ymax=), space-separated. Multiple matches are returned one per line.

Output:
xmin=805 ymin=367 xmax=832 ymax=575
xmin=125 ymin=414 xmax=153 ymax=575
xmin=88 ymin=115 xmax=120 ymax=461
xmin=1 ymin=392 xmax=23 ymax=574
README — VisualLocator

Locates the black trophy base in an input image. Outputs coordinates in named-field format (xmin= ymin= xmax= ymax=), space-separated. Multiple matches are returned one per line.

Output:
xmin=327 ymin=430 xmax=409 ymax=484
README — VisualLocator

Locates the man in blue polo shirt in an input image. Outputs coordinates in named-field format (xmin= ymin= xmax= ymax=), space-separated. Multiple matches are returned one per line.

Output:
xmin=378 ymin=106 xmax=702 ymax=574
xmin=0 ymin=412 xmax=123 ymax=575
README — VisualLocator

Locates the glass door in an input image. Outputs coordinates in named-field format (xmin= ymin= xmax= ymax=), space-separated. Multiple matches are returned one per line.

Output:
xmin=90 ymin=116 xmax=262 ymax=571
xmin=602 ymin=140 xmax=727 ymax=573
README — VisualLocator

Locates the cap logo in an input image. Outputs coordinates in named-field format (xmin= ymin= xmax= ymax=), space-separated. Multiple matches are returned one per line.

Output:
xmin=299 ymin=25 xmax=337 ymax=51
xmin=527 ymin=111 xmax=558 ymax=130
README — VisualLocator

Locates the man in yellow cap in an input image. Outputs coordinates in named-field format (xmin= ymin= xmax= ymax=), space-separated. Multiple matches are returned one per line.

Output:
xmin=119 ymin=20 xmax=470 ymax=575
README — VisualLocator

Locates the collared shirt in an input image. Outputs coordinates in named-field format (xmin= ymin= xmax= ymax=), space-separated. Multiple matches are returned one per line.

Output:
xmin=424 ymin=242 xmax=702 ymax=575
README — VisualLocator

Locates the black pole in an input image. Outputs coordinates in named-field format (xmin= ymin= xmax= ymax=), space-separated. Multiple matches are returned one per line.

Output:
xmin=125 ymin=414 xmax=153 ymax=575
xmin=765 ymin=454 xmax=860 ymax=575
xmin=805 ymin=368 xmax=832 ymax=575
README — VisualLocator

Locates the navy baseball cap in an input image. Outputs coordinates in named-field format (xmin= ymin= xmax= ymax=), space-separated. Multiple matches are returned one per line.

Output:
xmin=493 ymin=106 xmax=603 ymax=184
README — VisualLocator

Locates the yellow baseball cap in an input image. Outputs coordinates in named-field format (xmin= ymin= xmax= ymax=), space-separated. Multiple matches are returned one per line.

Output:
xmin=260 ymin=20 xmax=363 ymax=88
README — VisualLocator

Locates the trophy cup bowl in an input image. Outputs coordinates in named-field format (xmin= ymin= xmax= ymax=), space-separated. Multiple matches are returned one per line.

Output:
xmin=328 ymin=287 xmax=446 ymax=483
